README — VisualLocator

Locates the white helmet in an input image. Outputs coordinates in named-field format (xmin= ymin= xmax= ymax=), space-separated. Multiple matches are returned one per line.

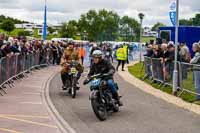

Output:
xmin=92 ymin=50 xmax=103 ymax=58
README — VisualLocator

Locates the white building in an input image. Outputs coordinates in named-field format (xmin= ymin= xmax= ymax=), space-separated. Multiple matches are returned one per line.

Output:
xmin=143 ymin=26 xmax=158 ymax=37
xmin=15 ymin=23 xmax=43 ymax=30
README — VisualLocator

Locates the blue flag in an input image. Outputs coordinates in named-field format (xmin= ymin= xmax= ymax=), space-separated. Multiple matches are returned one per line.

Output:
xmin=43 ymin=1 xmax=47 ymax=40
xmin=169 ymin=1 xmax=176 ymax=26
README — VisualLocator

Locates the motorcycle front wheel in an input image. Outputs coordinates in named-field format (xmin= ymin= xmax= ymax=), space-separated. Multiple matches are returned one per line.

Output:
xmin=91 ymin=98 xmax=107 ymax=121
xmin=71 ymin=78 xmax=77 ymax=99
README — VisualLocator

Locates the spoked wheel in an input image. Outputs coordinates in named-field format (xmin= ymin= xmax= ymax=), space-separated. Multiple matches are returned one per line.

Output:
xmin=91 ymin=98 xmax=107 ymax=121
xmin=71 ymin=78 xmax=77 ymax=99
xmin=65 ymin=80 xmax=71 ymax=95
xmin=71 ymin=87 xmax=76 ymax=98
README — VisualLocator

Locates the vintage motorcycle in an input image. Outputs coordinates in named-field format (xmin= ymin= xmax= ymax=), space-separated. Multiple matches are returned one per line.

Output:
xmin=84 ymin=73 xmax=120 ymax=121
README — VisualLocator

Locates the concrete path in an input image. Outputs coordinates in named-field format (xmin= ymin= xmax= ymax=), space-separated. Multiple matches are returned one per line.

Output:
xmin=0 ymin=67 xmax=60 ymax=133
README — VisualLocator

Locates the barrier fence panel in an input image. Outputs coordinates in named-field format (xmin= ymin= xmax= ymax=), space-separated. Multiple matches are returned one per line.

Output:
xmin=151 ymin=58 xmax=164 ymax=83
xmin=163 ymin=61 xmax=175 ymax=87
xmin=1 ymin=58 xmax=8 ymax=84
xmin=144 ymin=56 xmax=152 ymax=78
xmin=179 ymin=62 xmax=200 ymax=98
xmin=0 ymin=58 xmax=6 ymax=85
xmin=39 ymin=50 xmax=49 ymax=65
xmin=143 ymin=56 xmax=200 ymax=98
xmin=17 ymin=54 xmax=24 ymax=75
xmin=10 ymin=55 xmax=17 ymax=78
xmin=0 ymin=51 xmax=51 ymax=88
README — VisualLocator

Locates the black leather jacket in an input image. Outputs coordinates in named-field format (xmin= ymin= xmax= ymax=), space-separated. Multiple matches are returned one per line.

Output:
xmin=88 ymin=59 xmax=115 ymax=79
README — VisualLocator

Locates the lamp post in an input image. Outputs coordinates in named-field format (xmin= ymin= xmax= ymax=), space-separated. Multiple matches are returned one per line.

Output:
xmin=138 ymin=13 xmax=145 ymax=62
xmin=172 ymin=0 xmax=179 ymax=95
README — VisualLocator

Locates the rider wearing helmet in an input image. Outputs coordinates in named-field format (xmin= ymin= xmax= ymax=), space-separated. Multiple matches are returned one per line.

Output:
xmin=84 ymin=50 xmax=123 ymax=106
xmin=60 ymin=42 xmax=84 ymax=90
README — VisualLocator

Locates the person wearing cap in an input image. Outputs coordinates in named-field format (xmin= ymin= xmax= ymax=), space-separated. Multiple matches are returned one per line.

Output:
xmin=60 ymin=42 xmax=84 ymax=90
xmin=83 ymin=50 xmax=123 ymax=106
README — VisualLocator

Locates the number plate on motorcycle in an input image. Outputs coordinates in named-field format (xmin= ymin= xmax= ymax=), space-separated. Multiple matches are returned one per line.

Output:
xmin=70 ymin=68 xmax=77 ymax=74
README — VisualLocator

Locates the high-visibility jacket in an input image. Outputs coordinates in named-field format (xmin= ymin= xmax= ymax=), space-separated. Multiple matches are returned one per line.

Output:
xmin=123 ymin=45 xmax=128 ymax=57
xmin=79 ymin=47 xmax=86 ymax=57
xmin=123 ymin=45 xmax=129 ymax=60
xmin=116 ymin=48 xmax=126 ymax=61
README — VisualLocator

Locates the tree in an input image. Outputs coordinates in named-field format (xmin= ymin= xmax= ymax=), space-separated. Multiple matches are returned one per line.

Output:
xmin=18 ymin=30 xmax=30 ymax=37
xmin=0 ymin=15 xmax=28 ymax=24
xmin=192 ymin=14 xmax=200 ymax=26
xmin=179 ymin=13 xmax=200 ymax=26
xmin=59 ymin=23 xmax=68 ymax=38
xmin=78 ymin=9 xmax=120 ymax=41
xmin=120 ymin=16 xmax=140 ymax=42
xmin=48 ymin=26 xmax=55 ymax=34
xmin=152 ymin=22 xmax=165 ymax=31
xmin=1 ymin=20 xmax=15 ymax=34
xmin=179 ymin=19 xmax=193 ymax=26
xmin=59 ymin=20 xmax=78 ymax=38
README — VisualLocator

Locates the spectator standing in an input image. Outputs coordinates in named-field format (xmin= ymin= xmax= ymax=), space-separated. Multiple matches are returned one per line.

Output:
xmin=51 ymin=41 xmax=59 ymax=65
xmin=123 ymin=43 xmax=129 ymax=64
xmin=79 ymin=44 xmax=86 ymax=65
xmin=179 ymin=42 xmax=191 ymax=63
xmin=160 ymin=43 xmax=171 ymax=81
xmin=116 ymin=45 xmax=126 ymax=71
xmin=179 ymin=42 xmax=190 ymax=80
xmin=190 ymin=42 xmax=200 ymax=101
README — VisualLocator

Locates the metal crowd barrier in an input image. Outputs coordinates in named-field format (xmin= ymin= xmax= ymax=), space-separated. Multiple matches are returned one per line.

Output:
xmin=143 ymin=57 xmax=152 ymax=78
xmin=0 ymin=51 xmax=51 ymax=96
xmin=143 ymin=56 xmax=200 ymax=98
xmin=179 ymin=62 xmax=200 ymax=98
xmin=151 ymin=58 xmax=165 ymax=84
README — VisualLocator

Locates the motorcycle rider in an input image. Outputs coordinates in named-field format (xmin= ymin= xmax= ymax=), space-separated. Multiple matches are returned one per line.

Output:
xmin=60 ymin=42 xmax=84 ymax=90
xmin=84 ymin=50 xmax=123 ymax=106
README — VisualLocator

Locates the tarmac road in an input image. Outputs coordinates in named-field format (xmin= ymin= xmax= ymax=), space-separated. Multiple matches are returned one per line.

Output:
xmin=49 ymin=70 xmax=200 ymax=133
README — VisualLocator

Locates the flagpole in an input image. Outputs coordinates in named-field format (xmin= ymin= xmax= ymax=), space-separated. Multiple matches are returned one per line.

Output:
xmin=172 ymin=0 xmax=179 ymax=95
xmin=42 ymin=0 xmax=47 ymax=41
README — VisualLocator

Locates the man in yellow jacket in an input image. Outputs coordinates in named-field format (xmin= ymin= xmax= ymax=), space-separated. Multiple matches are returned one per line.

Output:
xmin=123 ymin=43 xmax=129 ymax=64
xmin=116 ymin=45 xmax=127 ymax=71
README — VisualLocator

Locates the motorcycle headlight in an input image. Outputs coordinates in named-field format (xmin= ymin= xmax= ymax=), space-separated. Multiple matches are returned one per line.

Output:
xmin=90 ymin=79 xmax=101 ymax=87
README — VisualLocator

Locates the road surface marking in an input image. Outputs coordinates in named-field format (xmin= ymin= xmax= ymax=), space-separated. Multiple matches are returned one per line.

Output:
xmin=0 ymin=116 xmax=58 ymax=128
xmin=0 ymin=114 xmax=49 ymax=119
xmin=22 ymin=93 xmax=41 ymax=95
xmin=0 ymin=128 xmax=22 ymax=133
xmin=20 ymin=102 xmax=42 ymax=105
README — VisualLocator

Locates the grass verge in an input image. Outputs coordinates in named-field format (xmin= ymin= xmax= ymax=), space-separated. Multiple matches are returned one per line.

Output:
xmin=128 ymin=62 xmax=199 ymax=105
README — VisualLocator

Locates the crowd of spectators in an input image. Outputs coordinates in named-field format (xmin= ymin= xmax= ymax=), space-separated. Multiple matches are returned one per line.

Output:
xmin=144 ymin=40 xmax=200 ymax=101
xmin=144 ymin=41 xmax=193 ymax=80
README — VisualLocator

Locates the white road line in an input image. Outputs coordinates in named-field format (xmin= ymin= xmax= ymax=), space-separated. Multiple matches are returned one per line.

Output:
xmin=20 ymin=102 xmax=42 ymax=105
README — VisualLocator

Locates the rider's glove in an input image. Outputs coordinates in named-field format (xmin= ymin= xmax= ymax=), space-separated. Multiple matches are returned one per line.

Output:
xmin=83 ymin=78 xmax=89 ymax=85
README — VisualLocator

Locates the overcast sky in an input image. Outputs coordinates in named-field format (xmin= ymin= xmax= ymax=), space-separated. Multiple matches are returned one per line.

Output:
xmin=0 ymin=0 xmax=199 ymax=26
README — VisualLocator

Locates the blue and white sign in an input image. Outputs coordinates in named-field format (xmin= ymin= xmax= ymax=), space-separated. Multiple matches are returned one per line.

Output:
xmin=169 ymin=0 xmax=176 ymax=26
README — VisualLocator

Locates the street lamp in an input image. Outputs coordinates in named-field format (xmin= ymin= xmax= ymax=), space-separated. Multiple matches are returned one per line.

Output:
xmin=138 ymin=13 xmax=145 ymax=62
xmin=173 ymin=0 xmax=179 ymax=95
